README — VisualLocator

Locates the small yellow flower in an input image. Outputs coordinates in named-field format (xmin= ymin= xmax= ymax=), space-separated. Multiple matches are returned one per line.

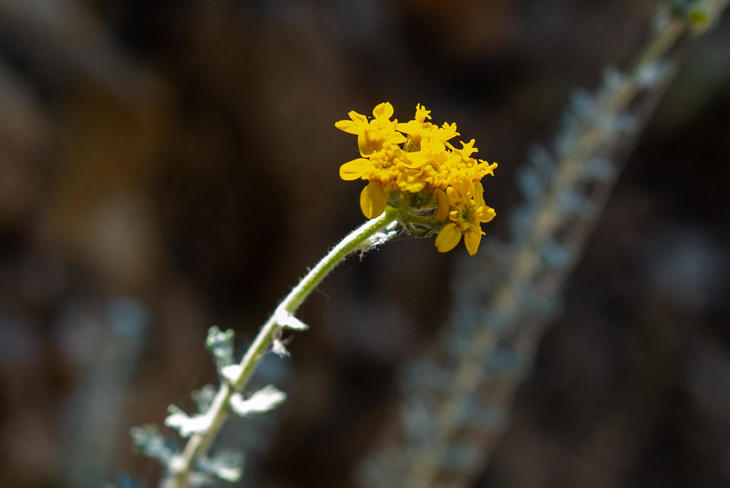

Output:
xmin=434 ymin=182 xmax=496 ymax=255
xmin=335 ymin=102 xmax=406 ymax=156
xmin=336 ymin=102 xmax=498 ymax=255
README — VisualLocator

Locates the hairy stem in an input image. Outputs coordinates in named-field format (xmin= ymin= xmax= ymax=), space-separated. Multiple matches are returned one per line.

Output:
xmin=165 ymin=206 xmax=399 ymax=488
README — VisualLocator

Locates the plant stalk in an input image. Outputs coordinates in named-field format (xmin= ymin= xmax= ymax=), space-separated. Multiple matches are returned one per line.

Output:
xmin=165 ymin=206 xmax=399 ymax=488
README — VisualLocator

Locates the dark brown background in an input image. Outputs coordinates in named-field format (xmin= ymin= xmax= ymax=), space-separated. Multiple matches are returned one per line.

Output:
xmin=0 ymin=1 xmax=728 ymax=487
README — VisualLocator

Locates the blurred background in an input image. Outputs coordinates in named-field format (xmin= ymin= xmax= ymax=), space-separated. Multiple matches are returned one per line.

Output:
xmin=0 ymin=0 xmax=729 ymax=487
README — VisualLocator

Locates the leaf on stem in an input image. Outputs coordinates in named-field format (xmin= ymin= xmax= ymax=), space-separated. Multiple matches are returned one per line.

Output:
xmin=198 ymin=451 xmax=244 ymax=483
xmin=221 ymin=364 xmax=243 ymax=384
xmin=229 ymin=385 xmax=286 ymax=418
xmin=274 ymin=308 xmax=309 ymax=331
xmin=165 ymin=405 xmax=212 ymax=437
xmin=129 ymin=424 xmax=178 ymax=463
xmin=191 ymin=384 xmax=217 ymax=413
xmin=272 ymin=338 xmax=290 ymax=357
xmin=205 ymin=326 xmax=235 ymax=369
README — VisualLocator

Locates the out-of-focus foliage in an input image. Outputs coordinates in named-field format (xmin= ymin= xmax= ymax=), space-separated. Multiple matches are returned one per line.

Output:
xmin=0 ymin=1 xmax=729 ymax=487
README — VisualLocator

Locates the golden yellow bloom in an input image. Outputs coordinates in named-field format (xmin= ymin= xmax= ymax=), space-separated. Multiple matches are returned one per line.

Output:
xmin=336 ymin=102 xmax=498 ymax=255
xmin=335 ymin=102 xmax=406 ymax=157
xmin=434 ymin=182 xmax=496 ymax=255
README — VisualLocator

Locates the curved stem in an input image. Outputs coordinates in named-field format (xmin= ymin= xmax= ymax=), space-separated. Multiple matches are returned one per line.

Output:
xmin=165 ymin=207 xmax=399 ymax=488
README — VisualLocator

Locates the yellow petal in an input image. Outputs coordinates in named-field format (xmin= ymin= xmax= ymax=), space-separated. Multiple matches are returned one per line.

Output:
xmin=474 ymin=181 xmax=486 ymax=207
xmin=479 ymin=206 xmax=496 ymax=223
xmin=358 ymin=132 xmax=378 ymax=156
xmin=460 ymin=139 xmax=477 ymax=157
xmin=415 ymin=104 xmax=431 ymax=122
xmin=435 ymin=223 xmax=462 ymax=253
xmin=339 ymin=158 xmax=371 ymax=181
xmin=464 ymin=228 xmax=483 ymax=255
xmin=422 ymin=139 xmax=445 ymax=154
xmin=456 ymin=179 xmax=474 ymax=197
xmin=396 ymin=120 xmax=417 ymax=134
xmin=402 ymin=151 xmax=427 ymax=168
xmin=439 ymin=122 xmax=459 ymax=140
xmin=388 ymin=132 xmax=407 ymax=145
xmin=360 ymin=182 xmax=388 ymax=219
xmin=446 ymin=186 xmax=460 ymax=205
xmin=434 ymin=189 xmax=449 ymax=221
xmin=480 ymin=161 xmax=498 ymax=176
xmin=334 ymin=120 xmax=360 ymax=134
xmin=348 ymin=111 xmax=368 ymax=123
xmin=372 ymin=102 xmax=394 ymax=120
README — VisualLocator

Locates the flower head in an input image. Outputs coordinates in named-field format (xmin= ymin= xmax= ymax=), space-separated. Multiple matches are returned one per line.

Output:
xmin=336 ymin=102 xmax=498 ymax=255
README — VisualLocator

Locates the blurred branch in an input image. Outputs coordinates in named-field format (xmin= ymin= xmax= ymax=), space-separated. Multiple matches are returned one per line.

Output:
xmin=361 ymin=1 xmax=730 ymax=486
xmin=61 ymin=299 xmax=150 ymax=488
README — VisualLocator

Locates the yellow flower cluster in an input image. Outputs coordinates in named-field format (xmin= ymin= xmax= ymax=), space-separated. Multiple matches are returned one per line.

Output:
xmin=335 ymin=102 xmax=498 ymax=255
